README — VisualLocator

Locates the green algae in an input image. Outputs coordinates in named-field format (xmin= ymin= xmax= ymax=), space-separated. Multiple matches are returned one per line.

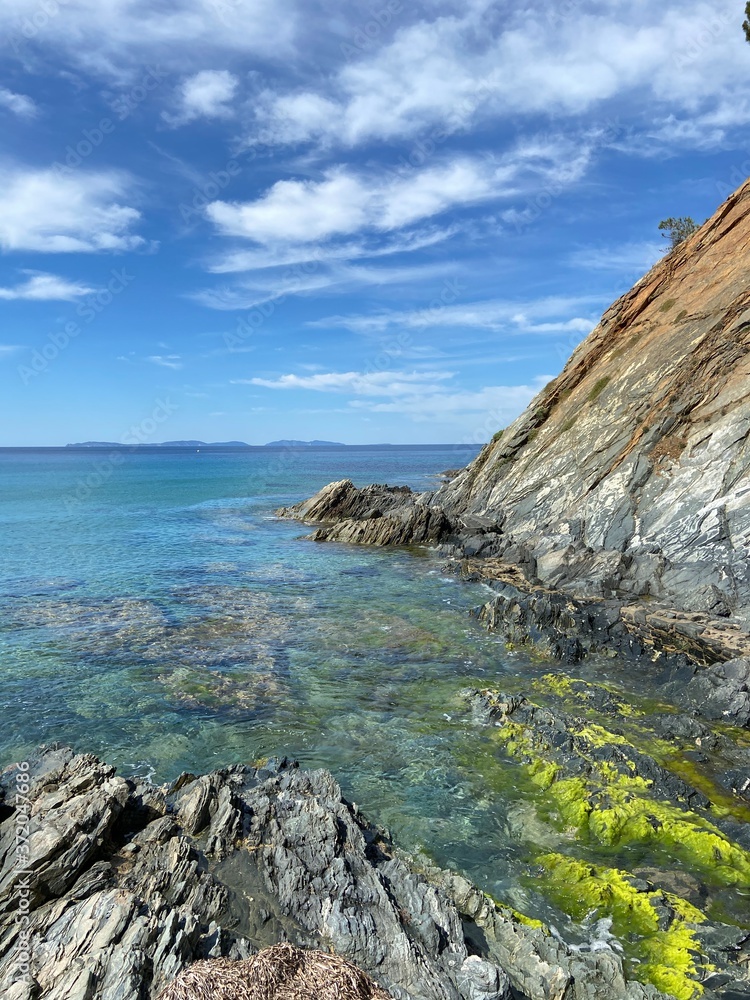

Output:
xmin=499 ymin=674 xmax=750 ymax=826
xmin=538 ymin=854 xmax=708 ymax=1000
xmin=533 ymin=672 xmax=645 ymax=718
xmin=588 ymin=376 xmax=611 ymax=403
xmin=491 ymin=712 xmax=750 ymax=886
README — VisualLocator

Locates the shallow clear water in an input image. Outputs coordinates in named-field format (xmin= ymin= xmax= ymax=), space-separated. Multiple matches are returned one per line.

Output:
xmin=2 ymin=446 xmax=748 ymax=949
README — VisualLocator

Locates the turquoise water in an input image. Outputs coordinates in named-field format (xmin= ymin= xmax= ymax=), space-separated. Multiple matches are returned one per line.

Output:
xmin=2 ymin=446 xmax=749 ymax=954
xmin=0 ymin=446 xmax=528 ymax=892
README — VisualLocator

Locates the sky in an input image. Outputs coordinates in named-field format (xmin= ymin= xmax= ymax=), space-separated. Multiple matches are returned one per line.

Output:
xmin=0 ymin=0 xmax=748 ymax=446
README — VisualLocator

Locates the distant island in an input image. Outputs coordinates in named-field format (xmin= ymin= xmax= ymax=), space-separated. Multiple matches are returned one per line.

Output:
xmin=264 ymin=440 xmax=345 ymax=447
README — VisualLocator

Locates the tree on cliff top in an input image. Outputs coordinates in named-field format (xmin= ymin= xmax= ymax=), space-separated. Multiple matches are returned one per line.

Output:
xmin=658 ymin=217 xmax=700 ymax=250
xmin=744 ymin=2 xmax=750 ymax=43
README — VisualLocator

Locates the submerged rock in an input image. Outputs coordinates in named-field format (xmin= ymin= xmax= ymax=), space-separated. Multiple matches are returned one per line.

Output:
xmin=466 ymin=688 xmax=750 ymax=999
xmin=0 ymin=746 xmax=670 ymax=1000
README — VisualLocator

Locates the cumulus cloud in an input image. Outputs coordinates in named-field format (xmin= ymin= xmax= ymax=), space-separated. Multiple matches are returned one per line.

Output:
xmin=249 ymin=0 xmax=747 ymax=151
xmin=0 ymin=271 xmax=96 ymax=301
xmin=0 ymin=87 xmax=37 ymax=118
xmin=164 ymin=70 xmax=239 ymax=126
xmin=0 ymin=166 xmax=143 ymax=253
xmin=206 ymin=138 xmax=592 ymax=247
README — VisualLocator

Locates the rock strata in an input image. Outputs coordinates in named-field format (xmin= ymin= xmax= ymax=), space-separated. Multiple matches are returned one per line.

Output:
xmin=0 ymin=746 xmax=670 ymax=1000
xmin=278 ymin=479 xmax=452 ymax=546
xmin=277 ymin=180 xmax=750 ymax=667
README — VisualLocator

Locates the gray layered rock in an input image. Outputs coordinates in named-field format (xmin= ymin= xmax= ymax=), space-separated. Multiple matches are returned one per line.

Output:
xmin=431 ymin=182 xmax=750 ymax=622
xmin=0 ymin=747 xmax=668 ymax=1000
xmin=278 ymin=480 xmax=452 ymax=546
xmin=277 ymin=180 xmax=750 ymax=674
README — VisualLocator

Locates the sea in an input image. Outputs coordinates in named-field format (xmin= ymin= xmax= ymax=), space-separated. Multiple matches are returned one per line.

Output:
xmin=1 ymin=444 xmax=747 ymax=947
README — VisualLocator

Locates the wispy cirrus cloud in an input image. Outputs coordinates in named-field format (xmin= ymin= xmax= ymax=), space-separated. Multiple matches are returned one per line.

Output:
xmin=0 ymin=0 xmax=295 ymax=79
xmin=567 ymin=241 xmax=664 ymax=275
xmin=348 ymin=379 xmax=551 ymax=424
xmin=0 ymin=271 xmax=95 ymax=301
xmin=0 ymin=87 xmax=37 ymax=118
xmin=148 ymin=354 xmax=183 ymax=369
xmin=192 ymin=260 xmax=455 ymax=311
xmin=205 ymin=226 xmax=458 ymax=274
xmin=239 ymin=366 xmax=552 ymax=429
xmin=314 ymin=295 xmax=603 ymax=335
xmin=234 ymin=370 xmax=452 ymax=395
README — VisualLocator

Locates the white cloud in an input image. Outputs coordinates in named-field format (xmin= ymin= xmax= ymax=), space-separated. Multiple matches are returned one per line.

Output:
xmin=316 ymin=295 xmax=602 ymax=335
xmin=207 ymin=226 xmax=457 ymax=274
xmin=0 ymin=87 xmax=37 ymax=118
xmin=0 ymin=271 xmax=95 ymax=301
xmin=348 ymin=380 xmax=551 ymax=424
xmin=0 ymin=0 xmax=295 ymax=78
xmin=0 ymin=166 xmax=143 ymax=253
xmin=148 ymin=355 xmax=183 ymax=369
xmin=0 ymin=345 xmax=22 ymax=358
xmin=240 ymin=365 xmax=552 ymax=430
xmin=192 ymin=260 xmax=453 ymax=311
xmin=246 ymin=1 xmax=749 ymax=152
xmin=206 ymin=140 xmax=591 ymax=247
xmin=235 ymin=370 xmax=452 ymax=396
xmin=164 ymin=70 xmax=239 ymax=126
xmin=568 ymin=241 xmax=664 ymax=275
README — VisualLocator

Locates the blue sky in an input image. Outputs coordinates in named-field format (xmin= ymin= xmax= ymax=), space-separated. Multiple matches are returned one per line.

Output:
xmin=0 ymin=0 xmax=748 ymax=446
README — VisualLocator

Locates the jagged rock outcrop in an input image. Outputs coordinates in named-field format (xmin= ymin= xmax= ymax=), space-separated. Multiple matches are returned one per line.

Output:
xmin=0 ymin=747 xmax=669 ymax=1000
xmin=278 ymin=480 xmax=453 ymax=546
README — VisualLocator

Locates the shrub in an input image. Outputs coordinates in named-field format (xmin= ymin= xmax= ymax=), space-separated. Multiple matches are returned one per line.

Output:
xmin=658 ymin=217 xmax=699 ymax=250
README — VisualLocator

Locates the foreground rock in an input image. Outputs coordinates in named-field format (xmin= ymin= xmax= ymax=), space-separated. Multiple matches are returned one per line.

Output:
xmin=0 ymin=747 xmax=668 ymax=1000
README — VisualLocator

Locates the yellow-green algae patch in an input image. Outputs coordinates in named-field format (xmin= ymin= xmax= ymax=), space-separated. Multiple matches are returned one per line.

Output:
xmin=533 ymin=672 xmax=646 ymax=718
xmin=491 ymin=715 xmax=750 ymax=886
xmin=530 ymin=674 xmax=750 ymax=826
xmin=538 ymin=854 xmax=709 ymax=1000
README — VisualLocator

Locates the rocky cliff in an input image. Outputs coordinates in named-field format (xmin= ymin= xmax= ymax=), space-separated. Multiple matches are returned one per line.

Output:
xmin=433 ymin=180 xmax=750 ymax=622
xmin=279 ymin=179 xmax=750 ymax=670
